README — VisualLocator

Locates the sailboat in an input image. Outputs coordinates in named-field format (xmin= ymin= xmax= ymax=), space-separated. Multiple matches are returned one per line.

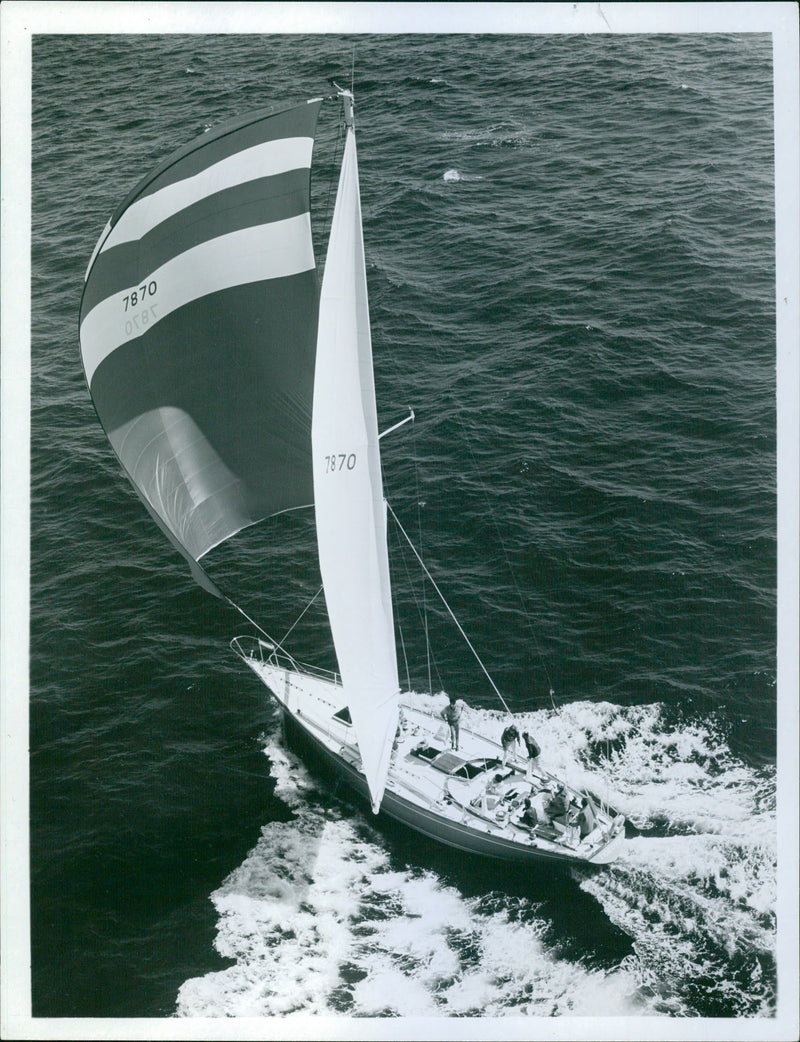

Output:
xmin=79 ymin=89 xmax=626 ymax=866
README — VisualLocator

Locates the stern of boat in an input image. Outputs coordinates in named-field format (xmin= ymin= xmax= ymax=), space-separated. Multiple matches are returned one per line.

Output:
xmin=585 ymin=816 xmax=627 ymax=864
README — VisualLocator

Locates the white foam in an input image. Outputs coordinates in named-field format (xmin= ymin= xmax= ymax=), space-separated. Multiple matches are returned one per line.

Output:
xmin=176 ymin=733 xmax=651 ymax=1018
xmin=538 ymin=701 xmax=779 ymax=1015
xmin=260 ymin=732 xmax=321 ymax=808
xmin=177 ymin=812 xmax=387 ymax=1016
xmin=442 ymin=168 xmax=484 ymax=183
xmin=580 ymin=833 xmax=775 ymax=1016
xmin=177 ymin=700 xmax=776 ymax=1018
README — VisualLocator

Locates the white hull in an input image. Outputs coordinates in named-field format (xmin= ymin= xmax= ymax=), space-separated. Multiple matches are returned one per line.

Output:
xmin=233 ymin=638 xmax=626 ymax=866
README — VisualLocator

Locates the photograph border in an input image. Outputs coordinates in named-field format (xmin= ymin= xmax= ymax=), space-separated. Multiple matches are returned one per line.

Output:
xmin=2 ymin=3 xmax=798 ymax=1040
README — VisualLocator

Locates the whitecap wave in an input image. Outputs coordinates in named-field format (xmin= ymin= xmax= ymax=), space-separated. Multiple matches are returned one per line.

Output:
xmin=442 ymin=168 xmax=483 ymax=183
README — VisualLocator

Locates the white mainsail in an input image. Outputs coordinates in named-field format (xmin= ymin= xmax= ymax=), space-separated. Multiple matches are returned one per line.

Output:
xmin=312 ymin=94 xmax=399 ymax=812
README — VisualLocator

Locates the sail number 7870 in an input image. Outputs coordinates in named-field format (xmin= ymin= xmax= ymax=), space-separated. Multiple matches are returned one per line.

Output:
xmin=123 ymin=281 xmax=157 ymax=311
xmin=323 ymin=453 xmax=357 ymax=473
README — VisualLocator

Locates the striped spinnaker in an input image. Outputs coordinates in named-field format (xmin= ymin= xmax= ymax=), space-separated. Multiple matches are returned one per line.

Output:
xmin=79 ymin=100 xmax=323 ymax=593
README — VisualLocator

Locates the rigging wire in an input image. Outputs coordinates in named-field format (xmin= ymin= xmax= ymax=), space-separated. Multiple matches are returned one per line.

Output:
xmin=387 ymin=501 xmax=512 ymax=715
xmin=278 ymin=583 xmax=324 ymax=648
xmin=223 ymin=582 xmax=325 ymax=670
xmin=410 ymin=413 xmax=433 ymax=695
xmin=389 ymin=503 xmax=444 ymax=694
xmin=225 ymin=595 xmax=280 ymax=650
xmin=395 ymin=610 xmax=412 ymax=693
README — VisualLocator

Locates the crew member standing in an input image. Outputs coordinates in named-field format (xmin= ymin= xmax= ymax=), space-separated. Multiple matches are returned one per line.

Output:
xmin=440 ymin=694 xmax=465 ymax=751
xmin=522 ymin=731 xmax=541 ymax=779
xmin=501 ymin=723 xmax=521 ymax=764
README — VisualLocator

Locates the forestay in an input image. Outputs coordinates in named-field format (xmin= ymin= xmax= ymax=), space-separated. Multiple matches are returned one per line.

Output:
xmin=312 ymin=96 xmax=400 ymax=812
xmin=79 ymin=100 xmax=323 ymax=595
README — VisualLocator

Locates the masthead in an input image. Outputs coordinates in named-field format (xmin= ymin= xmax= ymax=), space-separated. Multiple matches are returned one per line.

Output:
xmin=332 ymin=82 xmax=355 ymax=128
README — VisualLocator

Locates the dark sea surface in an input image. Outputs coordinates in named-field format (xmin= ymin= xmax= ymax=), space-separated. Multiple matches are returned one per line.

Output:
xmin=30 ymin=32 xmax=777 ymax=1021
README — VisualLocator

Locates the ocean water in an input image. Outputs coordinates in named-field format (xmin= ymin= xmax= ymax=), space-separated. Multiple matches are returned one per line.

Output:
xmin=29 ymin=31 xmax=777 ymax=1023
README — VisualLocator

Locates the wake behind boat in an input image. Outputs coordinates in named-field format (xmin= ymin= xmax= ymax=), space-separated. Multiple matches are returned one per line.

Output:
xmin=79 ymin=87 xmax=626 ymax=868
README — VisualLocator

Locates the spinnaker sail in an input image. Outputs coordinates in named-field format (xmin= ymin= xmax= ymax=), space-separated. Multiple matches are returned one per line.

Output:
xmin=79 ymin=100 xmax=323 ymax=595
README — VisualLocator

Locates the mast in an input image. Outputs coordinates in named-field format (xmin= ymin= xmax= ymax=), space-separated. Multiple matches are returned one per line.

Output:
xmin=341 ymin=87 xmax=355 ymax=129
xmin=312 ymin=89 xmax=400 ymax=813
